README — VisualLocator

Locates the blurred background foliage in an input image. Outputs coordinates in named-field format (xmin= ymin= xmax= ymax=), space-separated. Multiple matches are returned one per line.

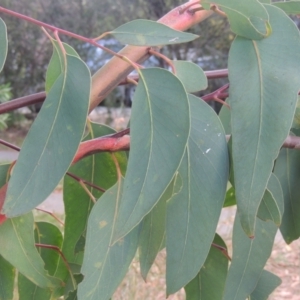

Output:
xmin=0 ymin=0 xmax=233 ymax=106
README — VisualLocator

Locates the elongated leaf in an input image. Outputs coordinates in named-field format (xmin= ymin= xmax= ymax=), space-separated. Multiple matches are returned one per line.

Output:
xmin=78 ymin=179 xmax=139 ymax=300
xmin=0 ymin=255 xmax=14 ymax=300
xmin=184 ymin=234 xmax=228 ymax=300
xmin=173 ymin=61 xmax=207 ymax=93
xmin=0 ymin=18 xmax=7 ymax=73
xmin=166 ymin=95 xmax=228 ymax=295
xmin=273 ymin=1 xmax=300 ymax=14
xmin=18 ymin=222 xmax=63 ymax=300
xmin=0 ymin=213 xmax=60 ymax=289
xmin=54 ymin=123 xmax=127 ymax=289
xmin=45 ymin=41 xmax=79 ymax=93
xmin=110 ymin=20 xmax=198 ymax=46
xmin=3 ymin=55 xmax=91 ymax=217
xmin=223 ymin=215 xmax=277 ymax=300
xmin=228 ymin=5 xmax=300 ymax=237
xmin=249 ymin=270 xmax=281 ymax=300
xmin=257 ymin=173 xmax=284 ymax=226
xmin=0 ymin=163 xmax=9 ymax=185
xmin=114 ymin=68 xmax=190 ymax=241
xmin=202 ymin=0 xmax=270 ymax=40
xmin=274 ymin=148 xmax=300 ymax=243
xmin=139 ymin=179 xmax=175 ymax=280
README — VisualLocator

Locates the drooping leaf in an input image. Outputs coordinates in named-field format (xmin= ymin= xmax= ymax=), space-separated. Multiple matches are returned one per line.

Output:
xmin=3 ymin=54 xmax=91 ymax=217
xmin=257 ymin=173 xmax=284 ymax=226
xmin=273 ymin=1 xmax=300 ymax=14
xmin=114 ymin=68 xmax=190 ymax=241
xmin=202 ymin=0 xmax=270 ymax=40
xmin=249 ymin=270 xmax=281 ymax=300
xmin=173 ymin=61 xmax=207 ymax=93
xmin=223 ymin=215 xmax=277 ymax=300
xmin=54 ymin=123 xmax=127 ymax=289
xmin=139 ymin=179 xmax=175 ymax=280
xmin=78 ymin=179 xmax=139 ymax=300
xmin=274 ymin=148 xmax=300 ymax=243
xmin=228 ymin=5 xmax=300 ymax=237
xmin=110 ymin=19 xmax=198 ymax=46
xmin=45 ymin=41 xmax=79 ymax=93
xmin=0 ymin=255 xmax=14 ymax=300
xmin=166 ymin=95 xmax=228 ymax=295
xmin=0 ymin=18 xmax=7 ymax=73
xmin=0 ymin=213 xmax=60 ymax=289
xmin=184 ymin=234 xmax=228 ymax=300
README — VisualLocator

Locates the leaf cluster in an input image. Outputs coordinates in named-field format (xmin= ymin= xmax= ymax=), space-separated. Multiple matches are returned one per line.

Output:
xmin=0 ymin=1 xmax=300 ymax=300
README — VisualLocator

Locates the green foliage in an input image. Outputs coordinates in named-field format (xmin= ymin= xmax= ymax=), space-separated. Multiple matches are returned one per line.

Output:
xmin=0 ymin=1 xmax=300 ymax=299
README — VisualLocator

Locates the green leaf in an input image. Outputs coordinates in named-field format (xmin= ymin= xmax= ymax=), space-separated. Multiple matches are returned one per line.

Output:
xmin=249 ymin=270 xmax=281 ymax=300
xmin=0 ymin=163 xmax=9 ymax=186
xmin=0 ymin=255 xmax=14 ymax=300
xmin=223 ymin=215 xmax=277 ymax=300
xmin=0 ymin=18 xmax=7 ymax=73
xmin=184 ymin=234 xmax=228 ymax=300
xmin=78 ymin=179 xmax=139 ymax=300
xmin=173 ymin=61 xmax=207 ymax=93
xmin=0 ymin=213 xmax=60 ymax=289
xmin=138 ymin=179 xmax=174 ymax=280
xmin=54 ymin=123 xmax=127 ymax=289
xmin=45 ymin=41 xmax=79 ymax=93
xmin=114 ymin=68 xmax=190 ymax=241
xmin=166 ymin=95 xmax=229 ymax=295
xmin=228 ymin=5 xmax=300 ymax=237
xmin=110 ymin=20 xmax=198 ymax=46
xmin=273 ymin=1 xmax=300 ymax=15
xmin=3 ymin=54 xmax=91 ymax=217
xmin=202 ymin=0 xmax=270 ymax=40
xmin=257 ymin=173 xmax=284 ymax=226
xmin=18 ymin=221 xmax=63 ymax=300
xmin=218 ymin=102 xmax=231 ymax=135
xmin=223 ymin=186 xmax=236 ymax=207
xmin=274 ymin=148 xmax=300 ymax=243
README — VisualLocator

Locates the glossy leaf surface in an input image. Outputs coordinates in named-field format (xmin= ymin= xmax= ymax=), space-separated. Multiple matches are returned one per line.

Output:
xmin=3 ymin=55 xmax=91 ymax=217
xmin=0 ymin=255 xmax=14 ymax=300
xmin=202 ymin=0 xmax=270 ymax=40
xmin=0 ymin=213 xmax=60 ymax=289
xmin=274 ymin=148 xmax=300 ymax=243
xmin=114 ymin=68 xmax=190 ymax=241
xmin=166 ymin=95 xmax=228 ymax=295
xmin=173 ymin=61 xmax=207 ymax=93
xmin=249 ymin=270 xmax=281 ymax=300
xmin=0 ymin=18 xmax=7 ymax=73
xmin=110 ymin=19 xmax=198 ymax=46
xmin=184 ymin=234 xmax=228 ymax=300
xmin=228 ymin=5 xmax=300 ymax=236
xmin=257 ymin=173 xmax=284 ymax=226
xmin=223 ymin=215 xmax=277 ymax=300
xmin=78 ymin=179 xmax=139 ymax=300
